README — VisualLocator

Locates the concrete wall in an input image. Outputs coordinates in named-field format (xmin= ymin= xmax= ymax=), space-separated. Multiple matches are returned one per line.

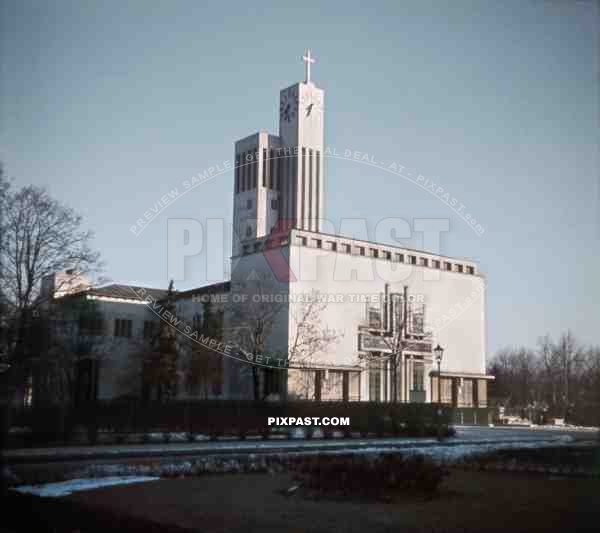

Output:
xmin=287 ymin=229 xmax=487 ymax=402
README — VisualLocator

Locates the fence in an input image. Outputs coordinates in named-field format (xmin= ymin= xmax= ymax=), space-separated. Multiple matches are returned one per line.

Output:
xmin=5 ymin=400 xmax=493 ymax=448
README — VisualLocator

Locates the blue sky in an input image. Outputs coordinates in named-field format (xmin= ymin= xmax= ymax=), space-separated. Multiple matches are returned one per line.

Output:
xmin=1 ymin=0 xmax=598 ymax=354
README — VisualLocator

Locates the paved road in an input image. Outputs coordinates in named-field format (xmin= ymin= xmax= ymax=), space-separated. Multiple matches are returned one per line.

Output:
xmin=3 ymin=425 xmax=597 ymax=465
xmin=456 ymin=424 xmax=598 ymax=442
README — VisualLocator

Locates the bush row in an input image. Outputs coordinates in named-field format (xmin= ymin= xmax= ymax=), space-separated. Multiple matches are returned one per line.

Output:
xmin=289 ymin=453 xmax=450 ymax=500
xmin=6 ymin=400 xmax=473 ymax=447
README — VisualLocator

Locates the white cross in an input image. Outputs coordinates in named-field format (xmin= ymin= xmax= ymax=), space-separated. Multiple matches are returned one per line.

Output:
xmin=302 ymin=49 xmax=315 ymax=83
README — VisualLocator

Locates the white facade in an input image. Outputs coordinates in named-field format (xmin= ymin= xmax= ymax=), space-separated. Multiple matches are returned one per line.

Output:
xmin=228 ymin=227 xmax=489 ymax=404
xmin=225 ymin=51 xmax=491 ymax=405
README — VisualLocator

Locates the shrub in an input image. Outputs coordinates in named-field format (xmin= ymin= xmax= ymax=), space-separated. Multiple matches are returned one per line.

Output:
xmin=289 ymin=453 xmax=448 ymax=501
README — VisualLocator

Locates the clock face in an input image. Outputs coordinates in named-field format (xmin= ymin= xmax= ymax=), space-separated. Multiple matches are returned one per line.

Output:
xmin=280 ymin=89 xmax=298 ymax=123
xmin=301 ymin=91 xmax=323 ymax=117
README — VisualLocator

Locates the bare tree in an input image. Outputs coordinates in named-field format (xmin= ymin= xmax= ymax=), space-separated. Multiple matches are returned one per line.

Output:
xmin=225 ymin=279 xmax=343 ymax=401
xmin=225 ymin=277 xmax=287 ymax=400
xmin=285 ymin=291 xmax=343 ymax=400
xmin=0 ymin=181 xmax=101 ymax=401
xmin=489 ymin=332 xmax=600 ymax=424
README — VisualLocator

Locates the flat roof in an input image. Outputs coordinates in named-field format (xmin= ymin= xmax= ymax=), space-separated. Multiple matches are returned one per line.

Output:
xmin=291 ymin=228 xmax=479 ymax=266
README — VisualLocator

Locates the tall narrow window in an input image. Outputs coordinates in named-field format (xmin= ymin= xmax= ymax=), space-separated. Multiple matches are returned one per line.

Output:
xmin=412 ymin=363 xmax=425 ymax=392
xmin=367 ymin=302 xmax=382 ymax=329
xmin=316 ymin=150 xmax=320 ymax=226
xmin=235 ymin=155 xmax=240 ymax=193
xmin=241 ymin=151 xmax=247 ymax=192
xmin=262 ymin=148 xmax=267 ymax=187
xmin=301 ymin=147 xmax=306 ymax=228
xmin=369 ymin=361 xmax=382 ymax=402
xmin=308 ymin=149 xmax=313 ymax=226
xmin=252 ymin=149 xmax=257 ymax=189
xmin=279 ymin=150 xmax=285 ymax=218
xmin=269 ymin=148 xmax=275 ymax=190
xmin=291 ymin=152 xmax=297 ymax=219
xmin=407 ymin=303 xmax=425 ymax=335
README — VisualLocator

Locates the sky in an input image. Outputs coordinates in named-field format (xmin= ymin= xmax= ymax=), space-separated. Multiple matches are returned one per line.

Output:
xmin=1 ymin=0 xmax=598 ymax=355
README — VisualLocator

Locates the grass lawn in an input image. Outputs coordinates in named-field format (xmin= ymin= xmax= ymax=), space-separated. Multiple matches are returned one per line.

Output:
xmin=60 ymin=469 xmax=600 ymax=533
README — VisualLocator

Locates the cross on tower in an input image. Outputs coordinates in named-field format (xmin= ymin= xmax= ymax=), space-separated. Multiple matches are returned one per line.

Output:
xmin=302 ymin=49 xmax=315 ymax=83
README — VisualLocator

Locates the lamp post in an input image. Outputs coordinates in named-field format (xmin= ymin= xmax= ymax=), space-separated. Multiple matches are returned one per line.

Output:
xmin=433 ymin=344 xmax=444 ymax=441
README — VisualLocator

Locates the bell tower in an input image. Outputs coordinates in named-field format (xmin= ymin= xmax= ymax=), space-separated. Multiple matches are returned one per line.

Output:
xmin=278 ymin=49 xmax=325 ymax=232
xmin=232 ymin=50 xmax=325 ymax=258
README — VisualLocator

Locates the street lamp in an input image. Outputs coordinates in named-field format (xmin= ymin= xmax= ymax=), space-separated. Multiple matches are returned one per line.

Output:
xmin=433 ymin=344 xmax=444 ymax=440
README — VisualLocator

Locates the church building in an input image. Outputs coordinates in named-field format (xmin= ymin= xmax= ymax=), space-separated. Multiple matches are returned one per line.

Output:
xmin=32 ymin=52 xmax=492 ymax=408
xmin=224 ymin=51 xmax=493 ymax=406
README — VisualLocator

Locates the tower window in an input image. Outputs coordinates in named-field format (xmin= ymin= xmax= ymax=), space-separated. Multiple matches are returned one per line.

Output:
xmin=241 ymin=151 xmax=247 ymax=191
xmin=396 ymin=253 xmax=404 ymax=263
xmin=445 ymin=262 xmax=452 ymax=271
xmin=385 ymin=251 xmax=392 ymax=260
xmin=409 ymin=255 xmax=417 ymax=265
xmin=246 ymin=226 xmax=253 ymax=238
xmin=433 ymin=260 xmax=441 ymax=269
xmin=370 ymin=248 xmax=379 ymax=258
xmin=250 ymin=149 xmax=257 ymax=189
xmin=358 ymin=247 xmax=365 ymax=256
xmin=421 ymin=257 xmax=428 ymax=267
xmin=271 ymin=199 xmax=278 ymax=210
xmin=467 ymin=266 xmax=475 ymax=275
xmin=309 ymin=149 xmax=314 ymax=227
xmin=456 ymin=264 xmax=464 ymax=273
xmin=246 ymin=199 xmax=252 ymax=210
xmin=316 ymin=150 xmax=320 ymax=225
xmin=268 ymin=149 xmax=274 ymax=190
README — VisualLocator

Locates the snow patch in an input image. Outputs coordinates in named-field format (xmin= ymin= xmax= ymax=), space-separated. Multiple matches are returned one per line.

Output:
xmin=11 ymin=476 xmax=160 ymax=498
